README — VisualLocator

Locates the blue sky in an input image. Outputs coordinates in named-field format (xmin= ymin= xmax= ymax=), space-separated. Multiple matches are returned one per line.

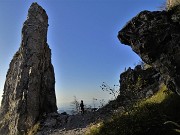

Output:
xmin=0 ymin=0 xmax=165 ymax=109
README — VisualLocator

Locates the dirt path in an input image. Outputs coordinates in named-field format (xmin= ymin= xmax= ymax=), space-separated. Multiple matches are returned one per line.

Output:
xmin=36 ymin=112 xmax=101 ymax=135
xmin=36 ymin=101 xmax=122 ymax=135
xmin=50 ymin=128 xmax=87 ymax=135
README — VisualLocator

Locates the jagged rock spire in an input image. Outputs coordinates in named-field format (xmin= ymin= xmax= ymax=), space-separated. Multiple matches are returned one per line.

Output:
xmin=0 ymin=3 xmax=57 ymax=134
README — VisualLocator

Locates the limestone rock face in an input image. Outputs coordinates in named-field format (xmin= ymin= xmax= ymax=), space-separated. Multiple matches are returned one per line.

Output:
xmin=0 ymin=3 xmax=57 ymax=134
xmin=118 ymin=6 xmax=180 ymax=95
xmin=167 ymin=0 xmax=180 ymax=10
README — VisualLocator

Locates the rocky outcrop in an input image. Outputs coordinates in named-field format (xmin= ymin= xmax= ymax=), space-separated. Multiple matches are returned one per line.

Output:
xmin=118 ymin=6 xmax=180 ymax=95
xmin=0 ymin=3 xmax=57 ymax=135
xmin=117 ymin=65 xmax=160 ymax=105
xmin=167 ymin=0 xmax=180 ymax=10
xmin=98 ymin=65 xmax=161 ymax=116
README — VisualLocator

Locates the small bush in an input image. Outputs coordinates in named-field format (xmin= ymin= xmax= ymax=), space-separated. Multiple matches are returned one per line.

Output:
xmin=86 ymin=123 xmax=103 ymax=135
xmin=27 ymin=122 xmax=40 ymax=135
xmin=87 ymin=84 xmax=180 ymax=135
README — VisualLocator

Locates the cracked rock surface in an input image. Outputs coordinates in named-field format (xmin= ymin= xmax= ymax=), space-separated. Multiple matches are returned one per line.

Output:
xmin=0 ymin=3 xmax=57 ymax=135
xmin=118 ymin=6 xmax=180 ymax=95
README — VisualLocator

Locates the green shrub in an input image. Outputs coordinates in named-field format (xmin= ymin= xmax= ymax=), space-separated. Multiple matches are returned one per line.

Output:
xmin=87 ymin=84 xmax=180 ymax=135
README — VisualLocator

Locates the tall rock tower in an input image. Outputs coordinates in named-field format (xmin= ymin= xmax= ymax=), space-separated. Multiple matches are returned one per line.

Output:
xmin=0 ymin=3 xmax=57 ymax=134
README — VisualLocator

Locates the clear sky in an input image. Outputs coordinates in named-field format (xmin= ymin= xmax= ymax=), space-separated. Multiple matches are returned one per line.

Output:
xmin=0 ymin=0 xmax=165 ymax=109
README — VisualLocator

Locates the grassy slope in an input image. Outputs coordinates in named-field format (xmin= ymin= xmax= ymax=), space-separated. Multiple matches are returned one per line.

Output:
xmin=86 ymin=84 xmax=180 ymax=135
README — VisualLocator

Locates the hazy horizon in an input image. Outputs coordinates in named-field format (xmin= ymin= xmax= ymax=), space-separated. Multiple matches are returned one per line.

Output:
xmin=0 ymin=0 xmax=165 ymax=108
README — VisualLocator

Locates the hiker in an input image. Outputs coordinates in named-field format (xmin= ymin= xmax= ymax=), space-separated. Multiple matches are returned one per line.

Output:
xmin=80 ymin=100 xmax=84 ymax=114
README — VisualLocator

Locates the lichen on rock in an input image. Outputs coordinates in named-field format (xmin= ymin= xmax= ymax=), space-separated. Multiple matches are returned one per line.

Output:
xmin=0 ymin=3 xmax=57 ymax=135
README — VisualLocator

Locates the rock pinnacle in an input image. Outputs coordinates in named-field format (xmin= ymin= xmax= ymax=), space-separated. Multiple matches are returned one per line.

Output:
xmin=0 ymin=3 xmax=57 ymax=135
